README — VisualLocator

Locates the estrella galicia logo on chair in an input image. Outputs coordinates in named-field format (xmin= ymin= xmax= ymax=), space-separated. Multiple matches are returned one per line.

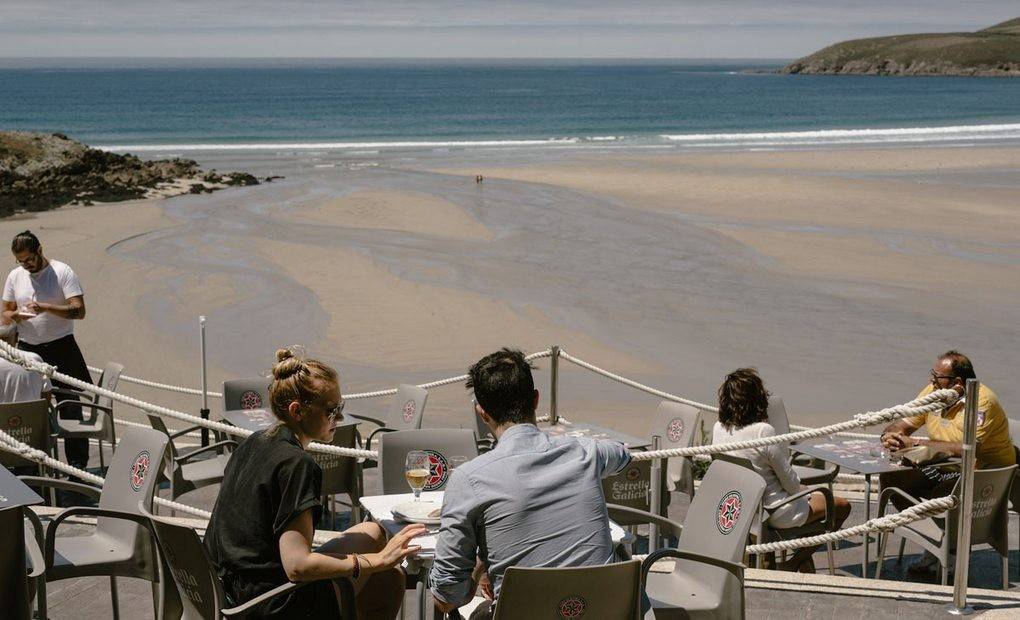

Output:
xmin=422 ymin=449 xmax=449 ymax=491
xmin=131 ymin=450 xmax=151 ymax=492
xmin=716 ymin=490 xmax=742 ymax=535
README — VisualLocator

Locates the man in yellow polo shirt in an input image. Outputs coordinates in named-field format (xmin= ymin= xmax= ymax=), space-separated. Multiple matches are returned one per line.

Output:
xmin=879 ymin=350 xmax=1015 ymax=573
xmin=881 ymin=350 xmax=1015 ymax=470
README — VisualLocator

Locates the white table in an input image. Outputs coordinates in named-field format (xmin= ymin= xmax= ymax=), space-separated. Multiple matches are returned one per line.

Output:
xmin=360 ymin=491 xmax=627 ymax=620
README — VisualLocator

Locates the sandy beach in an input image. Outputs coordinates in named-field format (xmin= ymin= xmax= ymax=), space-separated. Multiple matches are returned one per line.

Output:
xmin=2 ymin=144 xmax=1017 ymax=434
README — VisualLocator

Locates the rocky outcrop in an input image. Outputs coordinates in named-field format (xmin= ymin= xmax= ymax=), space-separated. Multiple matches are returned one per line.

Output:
xmin=0 ymin=131 xmax=261 ymax=216
xmin=783 ymin=18 xmax=1020 ymax=77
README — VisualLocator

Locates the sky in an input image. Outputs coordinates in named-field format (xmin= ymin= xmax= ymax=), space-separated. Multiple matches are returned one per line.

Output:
xmin=0 ymin=1 xmax=1017 ymax=59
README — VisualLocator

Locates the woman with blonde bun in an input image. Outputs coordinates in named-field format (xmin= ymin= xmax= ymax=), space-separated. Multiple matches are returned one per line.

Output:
xmin=205 ymin=348 xmax=425 ymax=619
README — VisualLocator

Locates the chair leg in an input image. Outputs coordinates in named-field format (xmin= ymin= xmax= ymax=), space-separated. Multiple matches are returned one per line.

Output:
xmin=36 ymin=577 xmax=48 ymax=620
xmin=875 ymin=532 xmax=888 ymax=579
xmin=825 ymin=542 xmax=835 ymax=576
xmin=110 ymin=576 xmax=120 ymax=620
xmin=1003 ymin=552 xmax=1009 ymax=590
xmin=897 ymin=537 xmax=906 ymax=563
xmin=99 ymin=439 xmax=105 ymax=469
xmin=941 ymin=563 xmax=949 ymax=586
xmin=169 ymin=479 xmax=176 ymax=518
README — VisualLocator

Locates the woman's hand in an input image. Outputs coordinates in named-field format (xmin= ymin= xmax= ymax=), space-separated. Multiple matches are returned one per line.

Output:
xmin=369 ymin=523 xmax=426 ymax=570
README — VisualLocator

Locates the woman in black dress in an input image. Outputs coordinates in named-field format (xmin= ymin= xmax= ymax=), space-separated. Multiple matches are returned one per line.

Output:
xmin=206 ymin=348 xmax=424 ymax=618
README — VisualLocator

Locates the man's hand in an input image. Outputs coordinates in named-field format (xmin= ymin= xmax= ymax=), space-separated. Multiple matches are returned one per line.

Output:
xmin=472 ymin=557 xmax=493 ymax=600
xmin=25 ymin=301 xmax=47 ymax=315
xmin=881 ymin=433 xmax=915 ymax=451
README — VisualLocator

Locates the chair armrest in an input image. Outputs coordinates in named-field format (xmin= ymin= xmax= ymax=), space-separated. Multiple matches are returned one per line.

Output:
xmin=764 ymin=485 xmax=832 ymax=513
xmin=366 ymin=426 xmax=396 ymax=451
xmin=45 ymin=506 xmax=154 ymax=567
xmin=169 ymin=425 xmax=204 ymax=440
xmin=54 ymin=400 xmax=113 ymax=425
xmin=175 ymin=440 xmax=238 ymax=464
xmin=347 ymin=412 xmax=386 ymax=428
xmin=640 ymin=548 xmax=744 ymax=585
xmin=221 ymin=581 xmax=310 ymax=617
xmin=17 ymin=475 xmax=102 ymax=499
xmin=606 ymin=503 xmax=684 ymax=540
xmin=877 ymin=486 xmax=927 ymax=517
xmin=50 ymin=387 xmax=90 ymax=400
xmin=24 ymin=509 xmax=46 ymax=578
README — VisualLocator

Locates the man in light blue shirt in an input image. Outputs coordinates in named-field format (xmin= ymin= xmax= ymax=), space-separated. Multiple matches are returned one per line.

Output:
xmin=430 ymin=348 xmax=631 ymax=618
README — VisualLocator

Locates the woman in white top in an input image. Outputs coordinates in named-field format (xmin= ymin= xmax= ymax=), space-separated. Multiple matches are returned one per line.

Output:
xmin=712 ymin=368 xmax=850 ymax=572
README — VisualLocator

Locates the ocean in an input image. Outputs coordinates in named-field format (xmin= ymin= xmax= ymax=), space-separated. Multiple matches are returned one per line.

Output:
xmin=3 ymin=60 xmax=1020 ymax=152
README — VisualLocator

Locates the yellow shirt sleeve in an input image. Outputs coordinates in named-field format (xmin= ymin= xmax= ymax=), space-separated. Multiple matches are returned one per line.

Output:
xmin=902 ymin=385 xmax=933 ymax=428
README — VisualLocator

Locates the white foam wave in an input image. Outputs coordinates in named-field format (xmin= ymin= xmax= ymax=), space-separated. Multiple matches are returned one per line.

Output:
xmin=98 ymin=138 xmax=580 ymax=152
xmin=660 ymin=123 xmax=1020 ymax=146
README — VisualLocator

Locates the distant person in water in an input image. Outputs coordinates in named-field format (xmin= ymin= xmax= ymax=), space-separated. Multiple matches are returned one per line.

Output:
xmin=205 ymin=348 xmax=423 ymax=619
xmin=2 ymin=230 xmax=92 ymax=471
xmin=475 ymin=174 xmax=484 ymax=183
xmin=712 ymin=367 xmax=850 ymax=573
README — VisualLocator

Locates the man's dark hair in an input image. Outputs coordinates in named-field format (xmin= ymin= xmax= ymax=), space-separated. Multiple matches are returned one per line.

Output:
xmin=467 ymin=348 xmax=536 ymax=425
xmin=717 ymin=367 xmax=771 ymax=431
xmin=11 ymin=230 xmax=40 ymax=254
xmin=940 ymin=350 xmax=976 ymax=380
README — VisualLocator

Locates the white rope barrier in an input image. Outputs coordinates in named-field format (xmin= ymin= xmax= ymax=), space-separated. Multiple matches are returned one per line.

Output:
xmin=629 ymin=388 xmax=957 ymax=461
xmin=744 ymin=495 xmax=957 ymax=554
xmin=1 ymin=341 xmax=376 ymax=460
xmin=88 ymin=365 xmax=222 ymax=398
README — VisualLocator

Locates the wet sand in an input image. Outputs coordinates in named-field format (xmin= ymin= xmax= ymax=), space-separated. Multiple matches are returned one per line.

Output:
xmin=2 ymin=145 xmax=1017 ymax=433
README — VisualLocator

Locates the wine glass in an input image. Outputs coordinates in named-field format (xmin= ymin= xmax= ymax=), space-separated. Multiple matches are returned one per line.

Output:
xmin=405 ymin=450 xmax=429 ymax=501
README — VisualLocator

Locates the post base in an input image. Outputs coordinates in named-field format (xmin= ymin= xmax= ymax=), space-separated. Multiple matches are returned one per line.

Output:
xmin=945 ymin=604 xmax=974 ymax=616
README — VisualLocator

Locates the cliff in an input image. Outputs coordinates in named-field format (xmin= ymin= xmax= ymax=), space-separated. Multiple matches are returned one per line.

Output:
xmin=782 ymin=18 xmax=1020 ymax=77
xmin=0 ymin=131 xmax=259 ymax=216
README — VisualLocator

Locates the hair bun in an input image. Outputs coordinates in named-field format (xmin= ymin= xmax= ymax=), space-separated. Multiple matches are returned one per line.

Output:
xmin=272 ymin=348 xmax=304 ymax=380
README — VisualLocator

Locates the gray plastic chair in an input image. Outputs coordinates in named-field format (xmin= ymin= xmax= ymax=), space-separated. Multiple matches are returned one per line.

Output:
xmin=875 ymin=464 xmax=1017 ymax=588
xmin=1 ymin=465 xmax=46 ymax=620
xmin=713 ymin=452 xmax=838 ymax=574
xmin=311 ymin=420 xmax=364 ymax=524
xmin=648 ymin=401 xmax=702 ymax=498
xmin=19 ymin=427 xmax=170 ymax=619
xmin=350 ymin=384 xmax=428 ymax=454
xmin=50 ymin=362 xmax=124 ymax=468
xmin=145 ymin=508 xmax=357 ymax=619
xmin=378 ymin=428 xmax=477 ymax=494
xmin=767 ymin=396 xmax=840 ymax=491
xmin=601 ymin=459 xmax=670 ymax=530
xmin=146 ymin=412 xmax=236 ymax=514
xmin=482 ymin=560 xmax=642 ymax=620
xmin=222 ymin=377 xmax=270 ymax=412
xmin=0 ymin=400 xmax=54 ymax=474
xmin=642 ymin=460 xmax=766 ymax=620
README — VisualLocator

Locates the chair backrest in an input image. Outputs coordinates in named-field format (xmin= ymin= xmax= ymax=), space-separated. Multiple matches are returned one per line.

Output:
xmin=950 ymin=464 xmax=1017 ymax=555
xmin=145 ymin=411 xmax=178 ymax=457
xmin=680 ymin=459 xmax=766 ymax=565
xmin=378 ymin=429 xmax=478 ymax=494
xmin=766 ymin=395 xmax=791 ymax=438
xmin=97 ymin=427 xmax=169 ymax=550
xmin=493 ymin=559 xmax=641 ymax=620
xmin=648 ymin=401 xmax=702 ymax=494
xmin=149 ymin=514 xmax=227 ymax=619
xmin=0 ymin=400 xmax=50 ymax=468
xmin=222 ymin=377 xmax=270 ymax=412
xmin=600 ymin=459 xmax=669 ymax=524
xmin=313 ymin=422 xmax=361 ymax=497
xmin=95 ymin=362 xmax=125 ymax=410
xmin=388 ymin=384 xmax=427 ymax=431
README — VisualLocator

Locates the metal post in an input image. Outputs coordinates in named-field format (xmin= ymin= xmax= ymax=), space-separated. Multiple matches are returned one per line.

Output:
xmin=199 ymin=316 xmax=210 ymax=447
xmin=549 ymin=345 xmax=560 ymax=426
xmin=947 ymin=379 xmax=979 ymax=616
xmin=649 ymin=435 xmax=662 ymax=552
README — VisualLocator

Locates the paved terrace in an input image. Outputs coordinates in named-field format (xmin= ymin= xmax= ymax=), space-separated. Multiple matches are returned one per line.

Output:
xmin=28 ymin=453 xmax=1020 ymax=619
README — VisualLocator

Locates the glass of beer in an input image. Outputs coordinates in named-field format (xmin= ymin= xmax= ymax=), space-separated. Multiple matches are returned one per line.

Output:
xmin=405 ymin=450 xmax=429 ymax=501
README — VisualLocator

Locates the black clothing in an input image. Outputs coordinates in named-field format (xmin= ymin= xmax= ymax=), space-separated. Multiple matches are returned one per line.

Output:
xmin=20 ymin=334 xmax=92 ymax=468
xmin=205 ymin=426 xmax=337 ymax=618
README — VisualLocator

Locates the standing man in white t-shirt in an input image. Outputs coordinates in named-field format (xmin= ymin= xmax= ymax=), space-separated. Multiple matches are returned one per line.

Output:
xmin=1 ymin=230 xmax=94 ymax=470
